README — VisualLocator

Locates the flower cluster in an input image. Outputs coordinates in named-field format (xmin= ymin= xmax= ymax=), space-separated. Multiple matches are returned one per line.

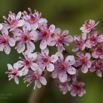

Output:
xmin=73 ymin=19 xmax=103 ymax=77
xmin=1 ymin=8 xmax=102 ymax=97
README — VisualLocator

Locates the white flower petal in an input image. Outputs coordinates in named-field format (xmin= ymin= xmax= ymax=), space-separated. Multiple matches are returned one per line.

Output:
xmin=65 ymin=55 xmax=75 ymax=65
xmin=4 ymin=45 xmax=11 ymax=54
xmin=17 ymin=43 xmax=25 ymax=53
xmin=14 ymin=77 xmax=19 ymax=84
xmin=47 ymin=63 xmax=54 ymax=72
xmin=41 ymin=48 xmax=49 ymax=56
xmin=67 ymin=67 xmax=76 ymax=75
xmin=27 ymin=41 xmax=35 ymax=52
xmin=7 ymin=64 xmax=13 ymax=70
xmin=50 ymin=55 xmax=58 ymax=63
xmin=40 ymin=77 xmax=47 ymax=85
xmin=9 ymin=38 xmax=15 ymax=47
xmin=56 ymin=52 xmax=64 ymax=60
xmin=29 ymin=31 xmax=38 ymax=40
xmin=59 ymin=73 xmax=67 ymax=83
xmin=40 ymin=40 xmax=47 ymax=50
xmin=31 ymin=63 xmax=38 ymax=71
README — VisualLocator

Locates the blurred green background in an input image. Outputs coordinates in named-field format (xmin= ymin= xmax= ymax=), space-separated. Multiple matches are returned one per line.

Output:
xmin=0 ymin=0 xmax=103 ymax=103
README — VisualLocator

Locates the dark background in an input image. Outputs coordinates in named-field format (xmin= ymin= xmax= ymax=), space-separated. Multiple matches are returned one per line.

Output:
xmin=0 ymin=0 xmax=103 ymax=103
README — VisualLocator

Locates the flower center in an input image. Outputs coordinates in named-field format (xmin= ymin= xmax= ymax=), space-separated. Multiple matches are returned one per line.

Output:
xmin=90 ymin=36 xmax=96 ymax=43
xmin=30 ymin=14 xmax=36 ymax=23
xmin=22 ymin=34 xmax=29 ymax=42
xmin=81 ymin=57 xmax=87 ymax=65
xmin=30 ymin=74 xmax=38 ymax=82
xmin=95 ymin=61 xmax=102 ymax=70
xmin=57 ymin=36 xmax=64 ymax=43
xmin=9 ymin=17 xmax=17 ymax=28
xmin=41 ymin=31 xmax=49 ymax=39
xmin=42 ymin=57 xmax=50 ymax=64
xmin=0 ymin=37 xmax=8 ymax=44
xmin=10 ymin=69 xmax=17 ymax=76
xmin=59 ymin=63 xmax=66 ymax=71
xmin=96 ymin=47 xmax=102 ymax=54
xmin=24 ymin=60 xmax=31 ymax=66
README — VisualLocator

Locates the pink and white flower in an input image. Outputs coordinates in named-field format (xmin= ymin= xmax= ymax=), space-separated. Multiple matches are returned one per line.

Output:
xmin=86 ymin=31 xmax=103 ymax=48
xmin=6 ymin=63 xmax=22 ymax=84
xmin=56 ymin=81 xmax=70 ymax=94
xmin=17 ymin=51 xmax=38 ymax=76
xmin=36 ymin=48 xmax=58 ymax=72
xmin=70 ymin=81 xmax=86 ymax=97
xmin=74 ymin=52 xmax=91 ymax=73
xmin=90 ymin=60 xmax=103 ymax=77
xmin=3 ymin=11 xmax=24 ymax=31
xmin=24 ymin=69 xmax=47 ymax=89
xmin=38 ymin=22 xmax=55 ymax=49
xmin=13 ymin=23 xmax=38 ymax=53
xmin=92 ymin=44 xmax=103 ymax=59
xmin=53 ymin=28 xmax=73 ymax=52
xmin=0 ymin=27 xmax=15 ymax=54
xmin=53 ymin=52 xmax=76 ymax=83
xmin=72 ymin=34 xmax=86 ymax=52
xmin=80 ymin=19 xmax=99 ymax=33
xmin=23 ymin=8 xmax=47 ymax=30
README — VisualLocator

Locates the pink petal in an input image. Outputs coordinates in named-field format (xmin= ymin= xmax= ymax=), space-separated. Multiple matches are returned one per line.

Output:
xmin=82 ymin=33 xmax=87 ymax=40
xmin=17 ymin=20 xmax=25 ymax=27
xmin=41 ymin=48 xmax=49 ymax=56
xmin=98 ymin=35 xmax=103 ymax=42
xmin=49 ymin=24 xmax=55 ymax=33
xmin=70 ymin=90 xmax=76 ymax=97
xmin=38 ymin=18 xmax=48 ymax=24
xmin=72 ymin=46 xmax=79 ymax=52
xmin=0 ymin=44 xmax=4 ymax=51
xmin=31 ymin=23 xmax=38 ymax=30
xmin=96 ymin=70 xmax=102 ymax=77
xmin=35 ymin=80 xmax=41 ymax=88
xmin=85 ymin=53 xmax=91 ymax=60
xmin=64 ymin=35 xmax=73 ymax=43
xmin=62 ymin=30 xmax=69 ymax=36
xmin=4 ymin=44 xmax=11 ymax=54
xmin=87 ymin=61 xmax=91 ymax=68
xmin=23 ymin=22 xmax=31 ymax=31
xmin=56 ymin=52 xmax=64 ymax=60
xmin=17 ymin=43 xmax=25 ymax=53
xmin=27 ymin=41 xmax=35 ymax=52
xmin=47 ymin=38 xmax=55 ymax=46
xmin=65 ymin=55 xmax=75 ymax=65
xmin=14 ymin=76 xmax=19 ymax=84
xmin=7 ymin=64 xmax=13 ymax=70
xmin=54 ymin=28 xmax=61 ymax=35
xmin=81 ymin=66 xmax=88 ymax=73
xmin=40 ymin=40 xmax=47 ymax=50
xmin=50 ymin=55 xmax=58 ymax=63
xmin=1 ymin=27 xmax=8 ymax=35
xmin=47 ymin=63 xmax=54 ymax=72
xmin=40 ymin=77 xmax=47 ymax=85
xmin=29 ymin=31 xmax=38 ymax=40
xmin=16 ymin=11 xmax=21 ymax=19
xmin=22 ymin=68 xmax=28 ymax=76
xmin=58 ymin=45 xmax=63 ymax=52
xmin=9 ymin=38 xmax=15 ymax=47
xmin=67 ymin=67 xmax=76 ymax=75
xmin=85 ymin=40 xmax=92 ymax=48
xmin=74 ymin=60 xmax=81 ymax=67
xmin=59 ymin=73 xmax=67 ymax=83
xmin=92 ymin=51 xmax=98 ymax=58
xmin=31 ymin=63 xmax=38 ymax=71
xmin=76 ymin=52 xmax=84 ymax=57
